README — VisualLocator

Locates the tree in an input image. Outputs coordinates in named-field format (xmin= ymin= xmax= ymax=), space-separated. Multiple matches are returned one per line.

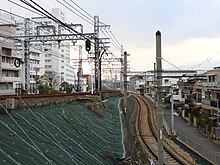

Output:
xmin=60 ymin=82 xmax=74 ymax=93
xmin=38 ymin=84 xmax=50 ymax=94
xmin=39 ymin=71 xmax=61 ymax=89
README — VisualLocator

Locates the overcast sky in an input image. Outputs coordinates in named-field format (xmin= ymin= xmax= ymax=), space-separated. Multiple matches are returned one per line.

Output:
xmin=2 ymin=0 xmax=220 ymax=71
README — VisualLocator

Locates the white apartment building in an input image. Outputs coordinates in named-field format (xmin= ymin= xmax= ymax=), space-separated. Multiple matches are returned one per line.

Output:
xmin=14 ymin=8 xmax=75 ymax=91
xmin=0 ymin=24 xmax=22 ymax=95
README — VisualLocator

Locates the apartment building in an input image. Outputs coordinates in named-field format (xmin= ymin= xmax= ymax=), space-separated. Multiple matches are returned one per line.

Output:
xmin=0 ymin=24 xmax=22 ymax=94
xmin=15 ymin=8 xmax=75 ymax=91
xmin=201 ymin=67 xmax=220 ymax=111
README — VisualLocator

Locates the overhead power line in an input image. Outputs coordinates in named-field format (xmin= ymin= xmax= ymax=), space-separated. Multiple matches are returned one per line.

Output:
xmin=8 ymin=0 xmax=45 ymax=17
xmin=108 ymin=29 xmax=121 ymax=46
xmin=0 ymin=8 xmax=26 ymax=19
xmin=56 ymin=0 xmax=93 ymax=26
xmin=162 ymin=57 xmax=182 ymax=71
xmin=100 ymin=29 xmax=120 ymax=51
xmin=69 ymin=0 xmax=93 ymax=19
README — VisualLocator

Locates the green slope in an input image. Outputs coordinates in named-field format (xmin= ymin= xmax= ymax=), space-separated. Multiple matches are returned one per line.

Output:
xmin=0 ymin=96 xmax=123 ymax=165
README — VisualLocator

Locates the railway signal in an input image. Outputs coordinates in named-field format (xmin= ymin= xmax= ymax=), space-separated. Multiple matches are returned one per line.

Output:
xmin=85 ymin=39 xmax=91 ymax=52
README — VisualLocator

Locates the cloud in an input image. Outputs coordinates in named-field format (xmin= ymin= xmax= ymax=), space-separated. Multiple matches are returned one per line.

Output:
xmin=128 ymin=36 xmax=220 ymax=71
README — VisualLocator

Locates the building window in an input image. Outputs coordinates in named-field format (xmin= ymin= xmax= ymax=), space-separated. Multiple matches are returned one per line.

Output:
xmin=164 ymin=79 xmax=169 ymax=83
xmin=2 ymin=47 xmax=12 ymax=56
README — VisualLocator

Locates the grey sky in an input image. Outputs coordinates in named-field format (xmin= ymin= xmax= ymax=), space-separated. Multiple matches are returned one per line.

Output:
xmin=2 ymin=0 xmax=220 ymax=71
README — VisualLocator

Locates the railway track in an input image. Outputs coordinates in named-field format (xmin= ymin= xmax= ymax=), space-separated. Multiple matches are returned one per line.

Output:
xmin=133 ymin=94 xmax=197 ymax=165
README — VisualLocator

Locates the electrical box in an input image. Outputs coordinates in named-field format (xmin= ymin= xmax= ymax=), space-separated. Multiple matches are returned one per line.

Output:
xmin=6 ymin=98 xmax=15 ymax=110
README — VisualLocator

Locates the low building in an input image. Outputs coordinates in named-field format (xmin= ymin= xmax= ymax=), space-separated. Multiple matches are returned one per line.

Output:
xmin=129 ymin=75 xmax=145 ymax=93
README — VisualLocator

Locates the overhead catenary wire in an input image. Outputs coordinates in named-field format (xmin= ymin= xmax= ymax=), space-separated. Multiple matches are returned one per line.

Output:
xmin=57 ymin=0 xmax=94 ymax=25
xmin=69 ymin=0 xmax=93 ymax=19
xmin=108 ymin=29 xmax=121 ymax=47
xmin=20 ymin=0 xmax=94 ymax=44
xmin=162 ymin=57 xmax=182 ymax=71
xmin=100 ymin=28 xmax=121 ymax=51
xmin=6 ymin=0 xmax=121 ymax=53
xmin=56 ymin=0 xmax=122 ymax=52
xmin=7 ymin=0 xmax=45 ymax=17
xmin=0 ymin=8 xmax=26 ymax=19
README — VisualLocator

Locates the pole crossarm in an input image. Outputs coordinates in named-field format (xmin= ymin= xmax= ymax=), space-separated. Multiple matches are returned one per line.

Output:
xmin=0 ymin=33 xmax=96 ymax=42
xmin=101 ymin=58 xmax=122 ymax=63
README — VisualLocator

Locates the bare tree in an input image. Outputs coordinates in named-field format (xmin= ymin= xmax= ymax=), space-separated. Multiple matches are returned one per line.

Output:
xmin=39 ymin=71 xmax=61 ymax=89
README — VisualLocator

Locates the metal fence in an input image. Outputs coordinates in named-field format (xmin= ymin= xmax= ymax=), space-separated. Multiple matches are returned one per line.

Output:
xmin=176 ymin=131 xmax=220 ymax=164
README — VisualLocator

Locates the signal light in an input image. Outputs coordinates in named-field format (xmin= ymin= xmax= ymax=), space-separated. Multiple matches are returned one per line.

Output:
xmin=85 ymin=39 xmax=91 ymax=52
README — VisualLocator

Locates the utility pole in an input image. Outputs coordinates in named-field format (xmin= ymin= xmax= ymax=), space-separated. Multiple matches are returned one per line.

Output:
xmin=154 ymin=62 xmax=156 ymax=106
xmin=156 ymin=30 xmax=163 ymax=165
xmin=123 ymin=51 xmax=128 ymax=114
xmin=24 ymin=18 xmax=30 ymax=93
xmin=120 ymin=45 xmax=124 ymax=90
xmin=94 ymin=15 xmax=99 ymax=93
xmin=171 ymin=86 xmax=174 ymax=134
xmin=90 ymin=58 xmax=94 ymax=94
xmin=77 ymin=45 xmax=83 ymax=92
xmin=217 ymin=99 xmax=219 ymax=144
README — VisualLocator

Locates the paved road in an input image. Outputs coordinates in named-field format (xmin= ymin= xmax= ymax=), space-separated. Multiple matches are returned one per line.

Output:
xmin=164 ymin=109 xmax=220 ymax=164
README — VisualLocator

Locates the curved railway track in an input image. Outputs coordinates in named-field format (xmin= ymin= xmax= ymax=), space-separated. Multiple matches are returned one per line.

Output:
xmin=133 ymin=94 xmax=197 ymax=165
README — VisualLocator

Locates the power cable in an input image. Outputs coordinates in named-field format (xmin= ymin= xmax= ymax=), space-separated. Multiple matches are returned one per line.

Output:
xmin=69 ymin=0 xmax=93 ymax=19
xmin=162 ymin=57 xmax=182 ymax=71
xmin=0 ymin=17 xmax=14 ymax=24
xmin=8 ymin=0 xmax=45 ymax=17
xmin=100 ymin=28 xmax=120 ymax=51
xmin=57 ymin=0 xmax=93 ymax=25
xmin=108 ymin=29 xmax=121 ymax=47
xmin=0 ymin=8 xmax=25 ymax=19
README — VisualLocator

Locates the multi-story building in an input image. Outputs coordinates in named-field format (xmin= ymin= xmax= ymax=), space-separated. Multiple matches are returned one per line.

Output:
xmin=0 ymin=24 xmax=22 ymax=94
xmin=201 ymin=67 xmax=220 ymax=113
xmin=129 ymin=75 xmax=145 ymax=93
xmin=14 ymin=8 xmax=75 ymax=92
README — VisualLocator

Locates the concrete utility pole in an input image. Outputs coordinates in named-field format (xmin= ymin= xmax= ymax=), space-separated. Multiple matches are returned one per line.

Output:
xmin=156 ymin=30 xmax=163 ymax=165
xmin=120 ymin=45 xmax=124 ymax=90
xmin=171 ymin=87 xmax=174 ymax=134
xmin=217 ymin=99 xmax=219 ymax=144
xmin=123 ymin=51 xmax=128 ymax=114
xmin=154 ymin=62 xmax=156 ymax=106
xmin=24 ymin=18 xmax=30 ymax=93
xmin=94 ymin=15 xmax=99 ymax=93
xmin=77 ymin=45 xmax=82 ymax=92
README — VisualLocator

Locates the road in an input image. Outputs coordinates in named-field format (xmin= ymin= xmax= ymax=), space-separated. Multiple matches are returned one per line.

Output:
xmin=164 ymin=108 xmax=220 ymax=164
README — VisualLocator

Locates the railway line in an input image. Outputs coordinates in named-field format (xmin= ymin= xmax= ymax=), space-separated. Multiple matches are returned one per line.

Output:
xmin=132 ymin=94 xmax=197 ymax=165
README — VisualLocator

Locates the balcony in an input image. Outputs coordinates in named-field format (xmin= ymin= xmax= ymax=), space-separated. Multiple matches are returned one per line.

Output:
xmin=1 ymin=77 xmax=21 ymax=82
xmin=2 ymin=62 xmax=21 ymax=70
xmin=202 ymin=98 xmax=211 ymax=106
xmin=202 ymin=98 xmax=220 ymax=108
xmin=202 ymin=82 xmax=218 ymax=87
